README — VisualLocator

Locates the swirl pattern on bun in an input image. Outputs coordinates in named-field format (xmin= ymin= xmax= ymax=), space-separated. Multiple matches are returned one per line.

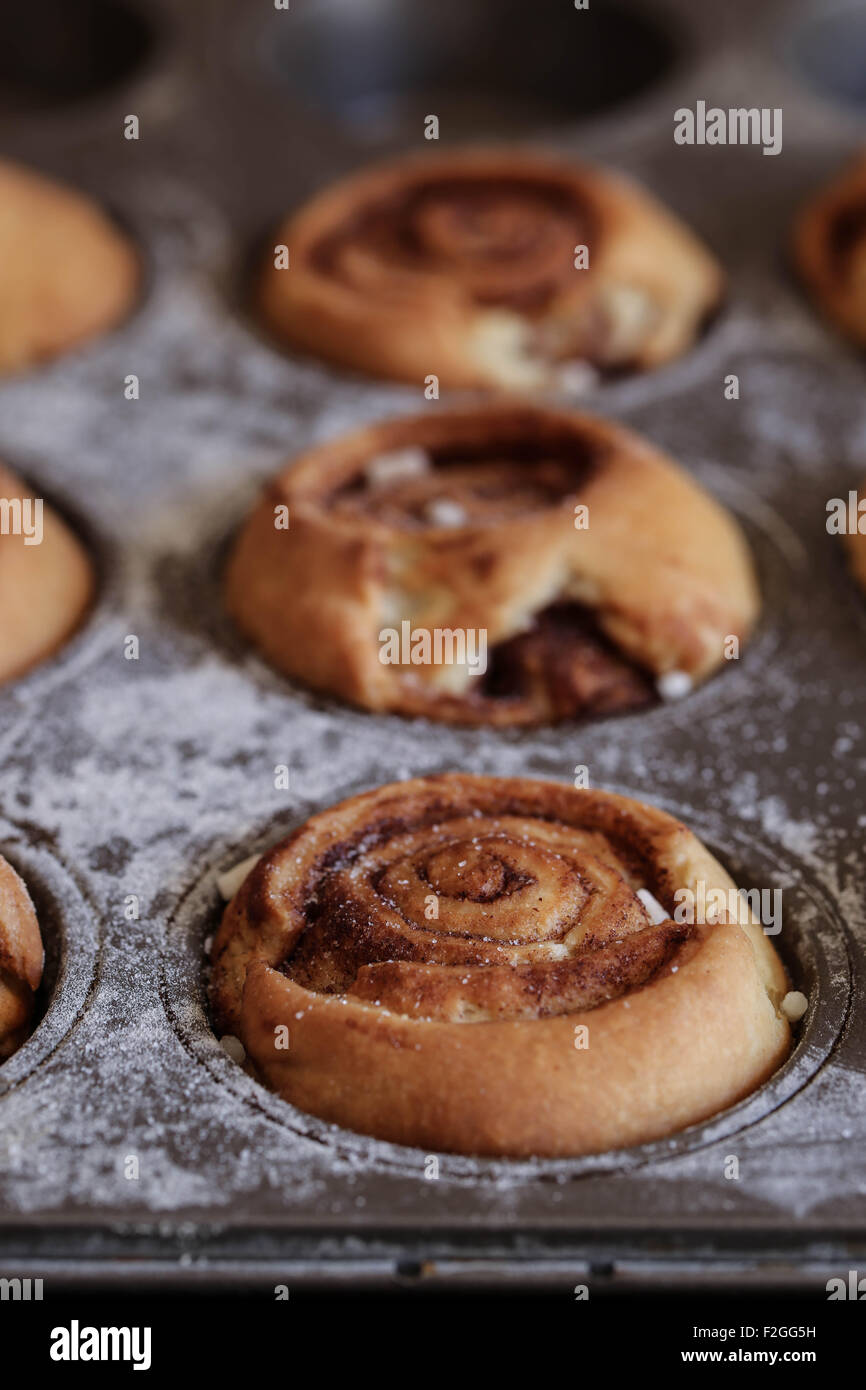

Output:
xmin=210 ymin=775 xmax=791 ymax=1157
xmin=256 ymin=148 xmax=724 ymax=388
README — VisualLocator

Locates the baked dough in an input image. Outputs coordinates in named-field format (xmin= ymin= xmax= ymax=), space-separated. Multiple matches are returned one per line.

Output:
xmin=225 ymin=403 xmax=759 ymax=726
xmin=256 ymin=148 xmax=724 ymax=388
xmin=0 ymin=463 xmax=95 ymax=684
xmin=0 ymin=854 xmax=44 ymax=1061
xmin=793 ymin=156 xmax=866 ymax=348
xmin=0 ymin=159 xmax=139 ymax=373
xmin=210 ymin=774 xmax=791 ymax=1157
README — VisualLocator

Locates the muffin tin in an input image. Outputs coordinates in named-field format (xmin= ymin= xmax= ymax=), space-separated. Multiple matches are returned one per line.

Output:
xmin=0 ymin=0 xmax=865 ymax=1290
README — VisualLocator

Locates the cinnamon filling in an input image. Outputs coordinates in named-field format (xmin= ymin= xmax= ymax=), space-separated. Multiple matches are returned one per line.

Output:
xmin=330 ymin=438 xmax=655 ymax=723
xmin=332 ymin=455 xmax=593 ymax=526
xmin=311 ymin=174 xmax=591 ymax=314
xmin=276 ymin=805 xmax=691 ymax=1022
xmin=346 ymin=919 xmax=690 ymax=1021
xmin=481 ymin=603 xmax=655 ymax=721
xmin=330 ymin=431 xmax=600 ymax=526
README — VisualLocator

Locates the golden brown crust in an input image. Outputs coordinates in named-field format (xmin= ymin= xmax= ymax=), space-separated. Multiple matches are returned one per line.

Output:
xmin=256 ymin=147 xmax=724 ymax=388
xmin=0 ymin=854 xmax=44 ymax=1061
xmin=210 ymin=774 xmax=791 ymax=1158
xmin=224 ymin=403 xmax=759 ymax=726
xmin=793 ymin=156 xmax=866 ymax=348
xmin=0 ymin=160 xmax=139 ymax=374
xmin=0 ymin=463 xmax=96 ymax=684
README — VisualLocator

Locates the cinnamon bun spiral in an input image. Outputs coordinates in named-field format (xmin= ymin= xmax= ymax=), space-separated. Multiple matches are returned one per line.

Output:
xmin=256 ymin=149 xmax=723 ymax=388
xmin=225 ymin=403 xmax=759 ymax=726
xmin=210 ymin=775 xmax=791 ymax=1157
xmin=794 ymin=156 xmax=866 ymax=349
xmin=0 ymin=855 xmax=44 ymax=1061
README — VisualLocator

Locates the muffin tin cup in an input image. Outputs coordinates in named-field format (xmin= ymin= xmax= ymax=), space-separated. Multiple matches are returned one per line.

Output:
xmin=0 ymin=833 xmax=101 ymax=1093
xmin=159 ymin=784 xmax=851 ymax=1186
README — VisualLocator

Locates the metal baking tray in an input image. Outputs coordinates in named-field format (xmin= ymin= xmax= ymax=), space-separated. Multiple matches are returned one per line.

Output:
xmin=0 ymin=0 xmax=864 ymax=1291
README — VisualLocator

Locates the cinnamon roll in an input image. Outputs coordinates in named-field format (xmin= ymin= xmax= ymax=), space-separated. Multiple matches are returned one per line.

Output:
xmin=256 ymin=148 xmax=724 ymax=388
xmin=225 ymin=404 xmax=759 ymax=726
xmin=794 ymin=156 xmax=866 ymax=348
xmin=210 ymin=775 xmax=791 ymax=1157
xmin=0 ymin=854 xmax=44 ymax=1061
xmin=0 ymin=159 xmax=139 ymax=374
xmin=0 ymin=463 xmax=95 ymax=684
